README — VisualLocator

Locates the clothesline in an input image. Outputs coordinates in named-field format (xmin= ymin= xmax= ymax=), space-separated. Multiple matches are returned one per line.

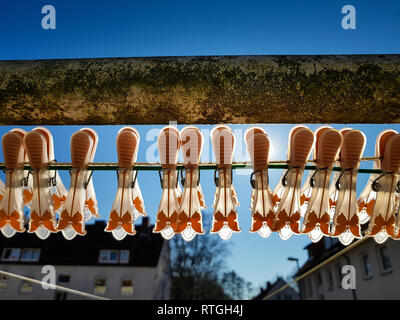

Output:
xmin=0 ymin=157 xmax=383 ymax=174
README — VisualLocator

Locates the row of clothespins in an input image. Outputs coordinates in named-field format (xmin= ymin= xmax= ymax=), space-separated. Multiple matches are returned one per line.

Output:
xmin=0 ymin=125 xmax=399 ymax=245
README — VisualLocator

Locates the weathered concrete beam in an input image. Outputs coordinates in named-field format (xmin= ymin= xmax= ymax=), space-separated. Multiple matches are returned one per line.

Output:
xmin=0 ymin=55 xmax=399 ymax=125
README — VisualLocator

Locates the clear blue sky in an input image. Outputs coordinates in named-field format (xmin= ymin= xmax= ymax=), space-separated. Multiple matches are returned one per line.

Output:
xmin=1 ymin=0 xmax=400 ymax=295
xmin=1 ymin=0 xmax=400 ymax=59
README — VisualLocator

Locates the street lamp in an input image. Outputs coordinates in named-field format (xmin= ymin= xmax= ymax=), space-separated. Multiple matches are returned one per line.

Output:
xmin=287 ymin=256 xmax=301 ymax=300
xmin=287 ymin=257 xmax=300 ymax=271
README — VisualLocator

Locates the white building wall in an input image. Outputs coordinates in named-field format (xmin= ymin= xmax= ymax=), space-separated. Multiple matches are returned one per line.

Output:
xmin=153 ymin=240 xmax=171 ymax=300
xmin=300 ymin=238 xmax=400 ymax=300
xmin=0 ymin=264 xmax=164 ymax=300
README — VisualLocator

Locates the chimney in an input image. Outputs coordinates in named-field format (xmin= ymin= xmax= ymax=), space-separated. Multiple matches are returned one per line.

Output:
xmin=142 ymin=216 xmax=150 ymax=228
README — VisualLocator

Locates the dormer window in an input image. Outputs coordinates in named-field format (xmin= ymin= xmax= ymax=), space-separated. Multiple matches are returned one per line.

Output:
xmin=99 ymin=250 xmax=119 ymax=263
xmin=1 ymin=248 xmax=21 ymax=261
xmin=119 ymin=250 xmax=130 ymax=264
xmin=21 ymin=248 xmax=41 ymax=262
xmin=98 ymin=249 xmax=130 ymax=264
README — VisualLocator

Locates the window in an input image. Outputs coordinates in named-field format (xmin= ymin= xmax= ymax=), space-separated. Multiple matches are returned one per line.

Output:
xmin=336 ymin=263 xmax=342 ymax=287
xmin=94 ymin=278 xmax=106 ymax=295
xmin=298 ymin=280 xmax=306 ymax=298
xmin=361 ymin=252 xmax=373 ymax=279
xmin=299 ymin=280 xmax=307 ymax=299
xmin=58 ymin=275 xmax=70 ymax=283
xmin=98 ymin=250 xmax=119 ymax=263
xmin=307 ymin=278 xmax=313 ymax=297
xmin=0 ymin=276 xmax=8 ymax=291
xmin=19 ymin=281 xmax=33 ymax=294
xmin=326 ymin=269 xmax=334 ymax=290
xmin=316 ymin=271 xmax=322 ymax=287
xmin=110 ymin=251 xmax=118 ymax=262
xmin=20 ymin=248 xmax=40 ymax=262
xmin=378 ymin=246 xmax=392 ymax=273
xmin=120 ymin=250 xmax=130 ymax=264
xmin=121 ymin=279 xmax=134 ymax=296
xmin=1 ymin=248 xmax=21 ymax=261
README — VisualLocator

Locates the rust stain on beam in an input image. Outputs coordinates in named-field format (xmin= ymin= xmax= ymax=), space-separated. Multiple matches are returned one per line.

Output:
xmin=0 ymin=55 xmax=399 ymax=125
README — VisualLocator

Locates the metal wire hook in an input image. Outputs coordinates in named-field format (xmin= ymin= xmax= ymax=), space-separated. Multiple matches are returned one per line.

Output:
xmin=22 ymin=169 xmax=31 ymax=187
xmin=335 ymin=168 xmax=353 ymax=191
xmin=309 ymin=167 xmax=328 ymax=188
xmin=250 ymin=170 xmax=262 ymax=189
xmin=84 ymin=171 xmax=93 ymax=190
xmin=131 ymin=170 xmax=138 ymax=188
xmin=214 ymin=168 xmax=233 ymax=187
xmin=281 ymin=166 xmax=300 ymax=187
xmin=49 ymin=159 xmax=58 ymax=187
xmin=371 ymin=171 xmax=394 ymax=192
xmin=158 ymin=168 xmax=179 ymax=188
xmin=181 ymin=168 xmax=201 ymax=187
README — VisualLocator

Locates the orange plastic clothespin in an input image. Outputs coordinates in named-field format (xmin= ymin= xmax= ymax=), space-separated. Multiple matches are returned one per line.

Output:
xmin=153 ymin=126 xmax=181 ymax=240
xmin=301 ymin=126 xmax=343 ymax=242
xmin=57 ymin=129 xmax=98 ymax=239
xmin=363 ymin=132 xmax=400 ymax=243
xmin=245 ymin=127 xmax=275 ymax=238
xmin=175 ymin=126 xmax=206 ymax=241
xmin=24 ymin=127 xmax=67 ymax=239
xmin=271 ymin=126 xmax=314 ymax=240
xmin=105 ymin=127 xmax=146 ymax=240
xmin=210 ymin=125 xmax=240 ymax=240
xmin=329 ymin=128 xmax=366 ymax=245
xmin=0 ymin=129 xmax=28 ymax=237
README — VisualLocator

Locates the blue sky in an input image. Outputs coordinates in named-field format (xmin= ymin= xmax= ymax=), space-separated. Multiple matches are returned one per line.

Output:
xmin=1 ymin=0 xmax=400 ymax=294
xmin=1 ymin=0 xmax=400 ymax=59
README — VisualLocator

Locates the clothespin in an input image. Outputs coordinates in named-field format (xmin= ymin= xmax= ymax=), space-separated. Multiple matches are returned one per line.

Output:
xmin=153 ymin=126 xmax=181 ymax=240
xmin=362 ymin=131 xmax=400 ymax=243
xmin=0 ymin=129 xmax=28 ymax=237
xmin=210 ymin=125 xmax=240 ymax=240
xmin=329 ymin=128 xmax=366 ymax=245
xmin=271 ymin=125 xmax=314 ymax=240
xmin=24 ymin=127 xmax=67 ymax=239
xmin=10 ymin=128 xmax=33 ymax=208
xmin=105 ymin=127 xmax=146 ymax=240
xmin=358 ymin=130 xmax=397 ymax=224
xmin=245 ymin=127 xmax=275 ymax=238
xmin=175 ymin=126 xmax=206 ymax=241
xmin=57 ymin=129 xmax=98 ymax=239
xmin=301 ymin=126 xmax=343 ymax=242
xmin=79 ymin=128 xmax=99 ymax=221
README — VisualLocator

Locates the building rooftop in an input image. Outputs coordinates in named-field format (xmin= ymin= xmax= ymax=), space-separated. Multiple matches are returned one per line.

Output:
xmin=0 ymin=217 xmax=166 ymax=267
xmin=295 ymin=223 xmax=370 ymax=277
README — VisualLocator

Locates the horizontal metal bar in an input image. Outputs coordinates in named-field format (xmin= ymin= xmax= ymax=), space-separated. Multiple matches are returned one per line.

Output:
xmin=1 ymin=55 xmax=400 ymax=124
xmin=0 ymin=160 xmax=383 ymax=174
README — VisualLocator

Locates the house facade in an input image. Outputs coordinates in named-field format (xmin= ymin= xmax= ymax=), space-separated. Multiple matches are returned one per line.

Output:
xmin=296 ymin=236 xmax=400 ymax=300
xmin=0 ymin=218 xmax=171 ymax=300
